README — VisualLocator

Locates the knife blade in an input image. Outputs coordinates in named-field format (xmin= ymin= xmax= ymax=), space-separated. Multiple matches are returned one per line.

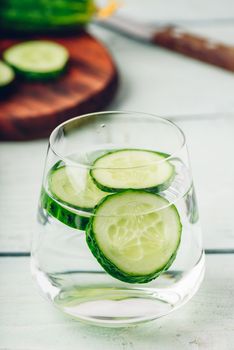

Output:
xmin=95 ymin=15 xmax=234 ymax=72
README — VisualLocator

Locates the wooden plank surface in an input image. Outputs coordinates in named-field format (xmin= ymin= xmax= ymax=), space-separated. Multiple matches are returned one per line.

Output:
xmin=1 ymin=115 xmax=233 ymax=252
xmin=0 ymin=254 xmax=233 ymax=350
xmin=90 ymin=22 xmax=234 ymax=117
xmin=1 ymin=1 xmax=234 ymax=349
xmin=0 ymin=140 xmax=46 ymax=252
xmin=177 ymin=117 xmax=234 ymax=250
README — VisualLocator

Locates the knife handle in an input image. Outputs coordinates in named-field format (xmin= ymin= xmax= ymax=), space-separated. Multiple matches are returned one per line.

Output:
xmin=152 ymin=27 xmax=234 ymax=71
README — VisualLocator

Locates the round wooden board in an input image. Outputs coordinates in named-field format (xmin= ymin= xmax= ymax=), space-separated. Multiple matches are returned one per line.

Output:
xmin=0 ymin=32 xmax=118 ymax=141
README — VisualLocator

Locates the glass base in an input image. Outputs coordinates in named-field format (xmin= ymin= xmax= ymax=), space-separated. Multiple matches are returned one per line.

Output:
xmin=31 ymin=253 xmax=205 ymax=327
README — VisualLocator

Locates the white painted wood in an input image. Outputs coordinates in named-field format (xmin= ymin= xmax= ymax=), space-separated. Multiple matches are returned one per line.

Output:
xmin=110 ymin=0 xmax=234 ymax=22
xmin=0 ymin=255 xmax=233 ymax=349
xmin=177 ymin=118 xmax=234 ymax=249
xmin=0 ymin=140 xmax=47 ymax=251
xmin=91 ymin=0 xmax=234 ymax=116
xmin=91 ymin=23 xmax=234 ymax=117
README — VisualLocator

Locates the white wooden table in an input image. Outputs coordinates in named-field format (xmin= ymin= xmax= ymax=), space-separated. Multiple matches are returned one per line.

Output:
xmin=1 ymin=0 xmax=234 ymax=348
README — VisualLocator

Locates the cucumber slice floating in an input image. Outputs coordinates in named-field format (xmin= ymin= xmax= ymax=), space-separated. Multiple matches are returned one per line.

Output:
xmin=3 ymin=40 xmax=69 ymax=80
xmin=40 ymin=189 xmax=89 ymax=231
xmin=49 ymin=165 xmax=110 ymax=211
xmin=42 ymin=162 xmax=110 ymax=231
xmin=90 ymin=149 xmax=174 ymax=193
xmin=0 ymin=60 xmax=15 ymax=88
xmin=86 ymin=190 xmax=182 ymax=284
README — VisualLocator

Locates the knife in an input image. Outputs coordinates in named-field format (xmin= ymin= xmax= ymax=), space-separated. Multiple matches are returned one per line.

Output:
xmin=95 ymin=15 xmax=234 ymax=72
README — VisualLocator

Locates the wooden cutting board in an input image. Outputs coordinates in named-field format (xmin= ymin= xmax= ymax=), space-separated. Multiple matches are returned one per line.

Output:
xmin=0 ymin=32 xmax=118 ymax=141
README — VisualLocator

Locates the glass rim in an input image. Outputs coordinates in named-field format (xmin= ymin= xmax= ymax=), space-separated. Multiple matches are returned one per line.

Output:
xmin=49 ymin=110 xmax=186 ymax=169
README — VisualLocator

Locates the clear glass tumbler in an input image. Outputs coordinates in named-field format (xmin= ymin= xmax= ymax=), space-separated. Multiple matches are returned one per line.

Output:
xmin=31 ymin=111 xmax=205 ymax=327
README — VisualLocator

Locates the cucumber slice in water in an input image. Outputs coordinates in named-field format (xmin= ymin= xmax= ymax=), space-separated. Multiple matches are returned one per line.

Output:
xmin=0 ymin=60 xmax=15 ymax=88
xmin=90 ymin=149 xmax=174 ymax=193
xmin=49 ymin=165 xmax=109 ymax=211
xmin=3 ymin=40 xmax=69 ymax=79
xmin=86 ymin=190 xmax=182 ymax=284
xmin=40 ymin=189 xmax=89 ymax=231
xmin=41 ymin=163 xmax=110 ymax=230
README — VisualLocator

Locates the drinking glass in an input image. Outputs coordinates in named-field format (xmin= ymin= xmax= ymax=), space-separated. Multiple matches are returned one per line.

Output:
xmin=31 ymin=111 xmax=205 ymax=327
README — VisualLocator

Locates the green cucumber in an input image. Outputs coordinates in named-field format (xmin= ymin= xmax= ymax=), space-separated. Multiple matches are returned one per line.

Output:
xmin=40 ymin=189 xmax=89 ymax=230
xmin=1 ymin=1 xmax=91 ymax=12
xmin=0 ymin=0 xmax=95 ymax=33
xmin=48 ymin=165 xmax=110 ymax=211
xmin=3 ymin=41 xmax=69 ymax=80
xmin=0 ymin=60 xmax=15 ymax=89
xmin=41 ymin=161 xmax=110 ymax=230
xmin=86 ymin=190 xmax=182 ymax=284
xmin=90 ymin=149 xmax=174 ymax=193
xmin=0 ymin=9 xmax=92 ymax=24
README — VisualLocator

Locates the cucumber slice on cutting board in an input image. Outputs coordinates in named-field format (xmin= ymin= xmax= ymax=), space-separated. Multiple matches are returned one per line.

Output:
xmin=90 ymin=149 xmax=174 ymax=193
xmin=49 ymin=165 xmax=110 ymax=211
xmin=3 ymin=40 xmax=69 ymax=80
xmin=86 ymin=190 xmax=182 ymax=284
xmin=0 ymin=60 xmax=15 ymax=88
